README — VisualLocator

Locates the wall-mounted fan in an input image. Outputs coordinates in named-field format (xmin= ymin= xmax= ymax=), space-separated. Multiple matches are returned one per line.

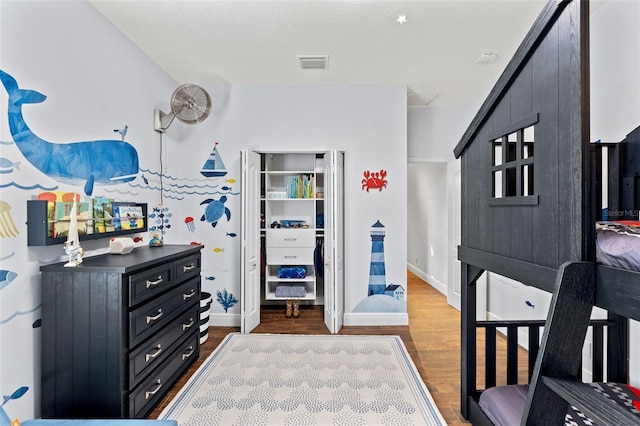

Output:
xmin=154 ymin=83 xmax=212 ymax=132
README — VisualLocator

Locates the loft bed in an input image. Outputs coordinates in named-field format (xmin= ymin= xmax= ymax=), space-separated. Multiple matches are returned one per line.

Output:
xmin=452 ymin=0 xmax=640 ymax=424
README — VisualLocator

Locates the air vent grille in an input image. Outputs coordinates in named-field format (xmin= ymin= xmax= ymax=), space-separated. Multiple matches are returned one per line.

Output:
xmin=298 ymin=55 xmax=328 ymax=70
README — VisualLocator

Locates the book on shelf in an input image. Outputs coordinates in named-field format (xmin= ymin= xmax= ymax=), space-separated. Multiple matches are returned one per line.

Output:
xmin=37 ymin=191 xmax=83 ymax=238
xmin=52 ymin=201 xmax=91 ymax=238
xmin=287 ymin=174 xmax=314 ymax=199
xmin=114 ymin=203 xmax=144 ymax=230
xmin=104 ymin=202 xmax=116 ymax=232
xmin=92 ymin=197 xmax=115 ymax=233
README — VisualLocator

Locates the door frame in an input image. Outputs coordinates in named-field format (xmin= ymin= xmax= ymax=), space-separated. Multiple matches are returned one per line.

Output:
xmin=241 ymin=150 xmax=345 ymax=333
xmin=240 ymin=150 xmax=261 ymax=333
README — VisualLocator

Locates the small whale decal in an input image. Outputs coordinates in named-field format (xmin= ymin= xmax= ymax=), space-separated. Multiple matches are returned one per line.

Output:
xmin=0 ymin=70 xmax=139 ymax=195
xmin=0 ymin=157 xmax=20 ymax=174
xmin=0 ymin=270 xmax=18 ymax=291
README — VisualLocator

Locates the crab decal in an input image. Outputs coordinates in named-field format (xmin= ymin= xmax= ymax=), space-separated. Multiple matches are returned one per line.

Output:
xmin=362 ymin=169 xmax=388 ymax=192
xmin=200 ymin=195 xmax=231 ymax=227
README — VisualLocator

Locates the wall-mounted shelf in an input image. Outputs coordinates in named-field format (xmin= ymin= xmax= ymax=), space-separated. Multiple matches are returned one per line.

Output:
xmin=27 ymin=200 xmax=148 ymax=246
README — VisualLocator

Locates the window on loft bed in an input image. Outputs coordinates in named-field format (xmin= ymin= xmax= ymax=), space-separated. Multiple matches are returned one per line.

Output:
xmin=490 ymin=113 xmax=539 ymax=206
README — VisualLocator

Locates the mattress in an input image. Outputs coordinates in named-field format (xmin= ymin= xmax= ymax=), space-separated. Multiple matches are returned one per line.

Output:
xmin=479 ymin=382 xmax=640 ymax=426
xmin=596 ymin=221 xmax=640 ymax=271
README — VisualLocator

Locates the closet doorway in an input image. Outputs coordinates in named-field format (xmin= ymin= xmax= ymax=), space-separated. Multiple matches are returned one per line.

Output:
xmin=240 ymin=150 xmax=345 ymax=334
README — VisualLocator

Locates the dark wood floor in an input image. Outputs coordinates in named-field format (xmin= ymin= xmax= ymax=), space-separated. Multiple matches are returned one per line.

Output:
xmin=150 ymin=271 xmax=528 ymax=425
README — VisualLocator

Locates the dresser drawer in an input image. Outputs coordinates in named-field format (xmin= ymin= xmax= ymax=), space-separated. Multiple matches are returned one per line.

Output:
xmin=129 ymin=333 xmax=199 ymax=418
xmin=129 ymin=304 xmax=199 ymax=387
xmin=266 ymin=247 xmax=314 ymax=265
xmin=129 ymin=278 xmax=200 ymax=347
xmin=266 ymin=228 xmax=315 ymax=248
xmin=129 ymin=264 xmax=173 ymax=307
xmin=174 ymin=253 xmax=201 ymax=283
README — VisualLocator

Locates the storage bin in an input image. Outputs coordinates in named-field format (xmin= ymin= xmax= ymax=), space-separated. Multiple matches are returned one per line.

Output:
xmin=199 ymin=292 xmax=212 ymax=344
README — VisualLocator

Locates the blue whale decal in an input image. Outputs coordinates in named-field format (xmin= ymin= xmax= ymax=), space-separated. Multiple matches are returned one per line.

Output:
xmin=0 ymin=70 xmax=138 ymax=195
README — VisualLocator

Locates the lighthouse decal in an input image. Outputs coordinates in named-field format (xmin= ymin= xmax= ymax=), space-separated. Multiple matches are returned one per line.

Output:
xmin=368 ymin=220 xmax=388 ymax=296
xmin=353 ymin=220 xmax=406 ymax=313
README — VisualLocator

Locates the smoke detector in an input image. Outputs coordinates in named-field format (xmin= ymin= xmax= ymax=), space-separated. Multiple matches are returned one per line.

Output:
xmin=475 ymin=53 xmax=498 ymax=64
xmin=298 ymin=55 xmax=328 ymax=70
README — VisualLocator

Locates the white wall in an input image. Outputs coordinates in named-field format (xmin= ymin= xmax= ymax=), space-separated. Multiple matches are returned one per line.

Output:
xmin=0 ymin=2 xmax=407 ymax=421
xmin=590 ymin=0 xmax=640 ymax=142
xmin=406 ymin=92 xmax=485 ymax=295
xmin=0 ymin=1 xmax=177 ymax=420
xmin=407 ymin=162 xmax=448 ymax=293
xmin=408 ymin=103 xmax=483 ymax=163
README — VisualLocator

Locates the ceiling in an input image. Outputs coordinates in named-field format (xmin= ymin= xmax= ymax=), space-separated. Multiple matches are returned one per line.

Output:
xmin=89 ymin=0 xmax=551 ymax=107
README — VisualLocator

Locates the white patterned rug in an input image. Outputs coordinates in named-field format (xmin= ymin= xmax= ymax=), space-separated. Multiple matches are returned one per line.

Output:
xmin=158 ymin=333 xmax=447 ymax=425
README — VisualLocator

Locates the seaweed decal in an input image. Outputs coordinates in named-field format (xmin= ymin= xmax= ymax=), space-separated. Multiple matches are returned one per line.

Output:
xmin=216 ymin=288 xmax=238 ymax=313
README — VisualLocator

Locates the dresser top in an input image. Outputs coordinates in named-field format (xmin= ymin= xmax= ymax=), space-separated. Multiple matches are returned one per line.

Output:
xmin=40 ymin=244 xmax=203 ymax=274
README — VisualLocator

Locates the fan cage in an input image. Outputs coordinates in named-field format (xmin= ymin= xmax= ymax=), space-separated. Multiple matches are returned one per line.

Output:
xmin=170 ymin=84 xmax=211 ymax=124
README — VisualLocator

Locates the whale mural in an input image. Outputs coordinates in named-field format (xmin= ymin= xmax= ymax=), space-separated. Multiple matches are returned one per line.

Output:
xmin=0 ymin=70 xmax=139 ymax=195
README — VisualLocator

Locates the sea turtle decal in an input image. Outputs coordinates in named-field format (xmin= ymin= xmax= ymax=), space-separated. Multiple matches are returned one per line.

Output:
xmin=200 ymin=196 xmax=231 ymax=227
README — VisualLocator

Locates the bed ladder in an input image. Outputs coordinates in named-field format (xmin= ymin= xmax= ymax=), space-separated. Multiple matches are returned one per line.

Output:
xmin=521 ymin=261 xmax=595 ymax=425
xmin=521 ymin=261 xmax=638 ymax=425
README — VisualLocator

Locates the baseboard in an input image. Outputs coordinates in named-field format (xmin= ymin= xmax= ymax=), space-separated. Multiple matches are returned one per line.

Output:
xmin=407 ymin=263 xmax=428 ymax=281
xmin=407 ymin=263 xmax=447 ymax=296
xmin=211 ymin=308 xmax=410 ymax=327
xmin=210 ymin=313 xmax=240 ymax=327
xmin=343 ymin=312 xmax=409 ymax=326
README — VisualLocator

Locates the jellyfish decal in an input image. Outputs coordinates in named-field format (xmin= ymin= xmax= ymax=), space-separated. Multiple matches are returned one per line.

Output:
xmin=0 ymin=200 xmax=19 ymax=237
xmin=185 ymin=216 xmax=195 ymax=232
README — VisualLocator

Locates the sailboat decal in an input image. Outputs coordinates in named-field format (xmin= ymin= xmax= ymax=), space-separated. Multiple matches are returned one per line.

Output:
xmin=201 ymin=141 xmax=227 ymax=177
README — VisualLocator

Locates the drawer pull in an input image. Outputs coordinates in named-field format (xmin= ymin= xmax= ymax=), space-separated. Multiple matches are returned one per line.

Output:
xmin=183 ymin=263 xmax=196 ymax=272
xmin=183 ymin=290 xmax=196 ymax=300
xmin=146 ymin=309 xmax=163 ymax=324
xmin=182 ymin=346 xmax=195 ymax=360
xmin=145 ymin=344 xmax=163 ymax=362
xmin=146 ymin=276 xmax=164 ymax=288
xmin=284 ymin=238 xmax=297 ymax=241
xmin=284 ymin=255 xmax=297 ymax=259
xmin=145 ymin=379 xmax=162 ymax=400
xmin=182 ymin=318 xmax=195 ymax=330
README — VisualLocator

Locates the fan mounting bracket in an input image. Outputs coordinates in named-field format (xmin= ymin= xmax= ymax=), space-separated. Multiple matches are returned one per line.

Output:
xmin=154 ymin=109 xmax=175 ymax=133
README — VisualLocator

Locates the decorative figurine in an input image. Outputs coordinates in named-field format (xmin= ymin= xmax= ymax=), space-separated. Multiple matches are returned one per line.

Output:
xmin=149 ymin=231 xmax=163 ymax=247
xmin=63 ymin=198 xmax=84 ymax=267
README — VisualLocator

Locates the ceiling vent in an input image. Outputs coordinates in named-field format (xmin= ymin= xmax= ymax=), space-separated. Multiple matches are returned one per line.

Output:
xmin=298 ymin=55 xmax=328 ymax=70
